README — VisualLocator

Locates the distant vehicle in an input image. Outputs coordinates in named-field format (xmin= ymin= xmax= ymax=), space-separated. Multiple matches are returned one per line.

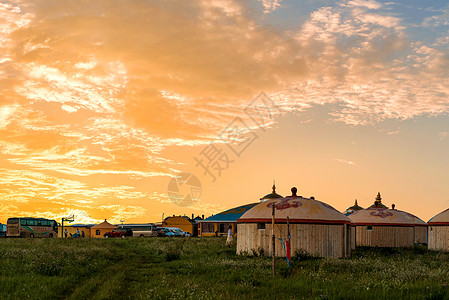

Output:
xmin=103 ymin=228 xmax=132 ymax=238
xmin=158 ymin=227 xmax=191 ymax=237
xmin=156 ymin=227 xmax=175 ymax=237
xmin=6 ymin=217 xmax=58 ymax=238
xmin=118 ymin=223 xmax=157 ymax=237
xmin=0 ymin=223 xmax=6 ymax=238
xmin=166 ymin=227 xmax=190 ymax=237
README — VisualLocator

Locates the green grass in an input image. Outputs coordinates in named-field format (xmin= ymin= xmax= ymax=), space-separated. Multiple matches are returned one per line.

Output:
xmin=1 ymin=238 xmax=448 ymax=299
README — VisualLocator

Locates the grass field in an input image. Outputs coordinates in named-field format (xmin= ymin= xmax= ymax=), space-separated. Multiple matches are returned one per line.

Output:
xmin=0 ymin=237 xmax=448 ymax=299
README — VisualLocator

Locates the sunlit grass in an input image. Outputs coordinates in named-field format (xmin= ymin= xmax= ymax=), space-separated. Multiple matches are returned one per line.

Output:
xmin=0 ymin=238 xmax=448 ymax=299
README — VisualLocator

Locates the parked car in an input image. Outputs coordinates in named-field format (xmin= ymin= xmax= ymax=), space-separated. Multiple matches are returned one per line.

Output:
xmin=156 ymin=227 xmax=175 ymax=237
xmin=162 ymin=227 xmax=191 ymax=237
xmin=0 ymin=223 xmax=6 ymax=238
xmin=103 ymin=228 xmax=132 ymax=238
xmin=166 ymin=227 xmax=191 ymax=237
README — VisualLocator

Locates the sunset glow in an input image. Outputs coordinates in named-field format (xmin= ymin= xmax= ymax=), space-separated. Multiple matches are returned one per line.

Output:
xmin=1 ymin=0 xmax=448 ymax=224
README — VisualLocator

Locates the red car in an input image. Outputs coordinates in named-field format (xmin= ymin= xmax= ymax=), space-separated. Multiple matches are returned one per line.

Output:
xmin=103 ymin=228 xmax=132 ymax=238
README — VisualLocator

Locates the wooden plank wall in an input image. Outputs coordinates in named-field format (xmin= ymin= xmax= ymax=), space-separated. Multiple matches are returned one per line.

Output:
xmin=236 ymin=223 xmax=348 ymax=258
xmin=414 ymin=226 xmax=427 ymax=245
xmin=428 ymin=226 xmax=449 ymax=251
xmin=355 ymin=225 xmax=417 ymax=247
xmin=350 ymin=226 xmax=356 ymax=250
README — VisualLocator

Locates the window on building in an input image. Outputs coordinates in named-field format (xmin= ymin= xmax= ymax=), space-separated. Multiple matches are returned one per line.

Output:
xmin=366 ymin=225 xmax=373 ymax=231
xmin=201 ymin=223 xmax=214 ymax=233
xmin=96 ymin=229 xmax=100 ymax=236
xmin=257 ymin=223 xmax=266 ymax=230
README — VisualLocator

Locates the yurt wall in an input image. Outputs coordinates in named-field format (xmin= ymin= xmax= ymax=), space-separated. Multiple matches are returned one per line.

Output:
xmin=237 ymin=223 xmax=350 ymax=258
xmin=355 ymin=226 xmax=417 ymax=247
xmin=350 ymin=225 xmax=356 ymax=250
xmin=415 ymin=226 xmax=427 ymax=244
xmin=428 ymin=208 xmax=449 ymax=251
xmin=428 ymin=226 xmax=449 ymax=250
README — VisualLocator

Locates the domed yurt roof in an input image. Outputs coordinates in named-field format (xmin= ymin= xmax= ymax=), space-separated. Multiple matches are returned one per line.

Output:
xmin=343 ymin=199 xmax=364 ymax=216
xmin=428 ymin=208 xmax=449 ymax=225
xmin=260 ymin=183 xmax=283 ymax=202
xmin=349 ymin=206 xmax=426 ymax=226
xmin=238 ymin=187 xmax=351 ymax=224
xmin=367 ymin=192 xmax=388 ymax=209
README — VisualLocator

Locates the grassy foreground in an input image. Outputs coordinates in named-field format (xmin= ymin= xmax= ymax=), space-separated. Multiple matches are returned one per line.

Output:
xmin=0 ymin=238 xmax=448 ymax=299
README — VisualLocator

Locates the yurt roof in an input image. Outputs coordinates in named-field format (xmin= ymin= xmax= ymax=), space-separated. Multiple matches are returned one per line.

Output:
xmin=367 ymin=192 xmax=388 ymax=209
xmin=343 ymin=199 xmax=364 ymax=216
xmin=201 ymin=203 xmax=259 ymax=222
xmin=428 ymin=208 xmax=449 ymax=225
xmin=91 ymin=220 xmax=117 ymax=229
xmin=260 ymin=184 xmax=283 ymax=201
xmin=349 ymin=207 xmax=426 ymax=227
xmin=237 ymin=187 xmax=351 ymax=225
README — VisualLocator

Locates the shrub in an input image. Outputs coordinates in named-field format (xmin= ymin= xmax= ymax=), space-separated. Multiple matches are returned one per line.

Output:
xmin=165 ymin=250 xmax=181 ymax=262
xmin=292 ymin=249 xmax=318 ymax=261
xmin=251 ymin=247 xmax=265 ymax=257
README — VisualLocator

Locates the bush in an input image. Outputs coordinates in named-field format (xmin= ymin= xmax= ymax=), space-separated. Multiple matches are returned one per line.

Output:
xmin=292 ymin=249 xmax=318 ymax=261
xmin=165 ymin=250 xmax=181 ymax=262
xmin=251 ymin=247 xmax=265 ymax=257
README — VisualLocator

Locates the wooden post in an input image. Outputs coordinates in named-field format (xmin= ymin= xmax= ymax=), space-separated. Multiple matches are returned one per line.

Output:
xmin=61 ymin=219 xmax=64 ymax=239
xmin=287 ymin=216 xmax=290 ymax=245
xmin=61 ymin=215 xmax=74 ymax=238
xmin=272 ymin=204 xmax=276 ymax=275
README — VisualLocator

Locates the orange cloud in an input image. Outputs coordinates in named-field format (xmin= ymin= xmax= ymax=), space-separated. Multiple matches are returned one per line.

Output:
xmin=1 ymin=0 xmax=449 ymax=223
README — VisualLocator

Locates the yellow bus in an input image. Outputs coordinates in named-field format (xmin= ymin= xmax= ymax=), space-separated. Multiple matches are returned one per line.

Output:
xmin=6 ymin=217 xmax=58 ymax=238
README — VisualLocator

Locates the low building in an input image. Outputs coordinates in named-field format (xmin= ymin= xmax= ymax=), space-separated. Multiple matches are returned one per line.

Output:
xmin=348 ymin=193 xmax=427 ymax=247
xmin=428 ymin=208 xmax=449 ymax=251
xmin=199 ymin=203 xmax=258 ymax=237
xmin=199 ymin=184 xmax=282 ymax=237
xmin=237 ymin=187 xmax=353 ymax=258
xmin=61 ymin=224 xmax=94 ymax=238
xmin=90 ymin=219 xmax=117 ymax=238
xmin=163 ymin=215 xmax=198 ymax=236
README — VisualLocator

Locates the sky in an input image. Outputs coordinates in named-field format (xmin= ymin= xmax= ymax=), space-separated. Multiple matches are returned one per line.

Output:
xmin=0 ymin=0 xmax=448 ymax=224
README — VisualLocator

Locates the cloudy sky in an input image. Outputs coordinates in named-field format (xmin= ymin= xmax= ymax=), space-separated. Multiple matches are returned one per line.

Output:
xmin=1 ymin=0 xmax=448 ymax=224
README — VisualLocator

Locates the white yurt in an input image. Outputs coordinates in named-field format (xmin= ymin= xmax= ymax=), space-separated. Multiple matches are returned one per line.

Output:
xmin=237 ymin=187 xmax=353 ymax=258
xmin=428 ymin=208 xmax=449 ymax=251
xmin=348 ymin=193 xmax=427 ymax=247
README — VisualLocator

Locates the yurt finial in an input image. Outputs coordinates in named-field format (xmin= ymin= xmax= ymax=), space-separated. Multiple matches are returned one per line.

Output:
xmin=376 ymin=192 xmax=382 ymax=202
xmin=291 ymin=187 xmax=298 ymax=197
xmin=260 ymin=183 xmax=283 ymax=201
xmin=392 ymin=204 xmax=395 ymax=210
xmin=355 ymin=199 xmax=358 ymax=206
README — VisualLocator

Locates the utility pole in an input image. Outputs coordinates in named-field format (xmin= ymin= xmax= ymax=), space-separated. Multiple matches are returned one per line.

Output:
xmin=272 ymin=203 xmax=276 ymax=275
xmin=61 ymin=215 xmax=74 ymax=238
xmin=287 ymin=216 xmax=291 ymax=264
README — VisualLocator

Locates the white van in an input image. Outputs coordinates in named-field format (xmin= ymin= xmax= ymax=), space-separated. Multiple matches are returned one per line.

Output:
xmin=118 ymin=223 xmax=157 ymax=237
